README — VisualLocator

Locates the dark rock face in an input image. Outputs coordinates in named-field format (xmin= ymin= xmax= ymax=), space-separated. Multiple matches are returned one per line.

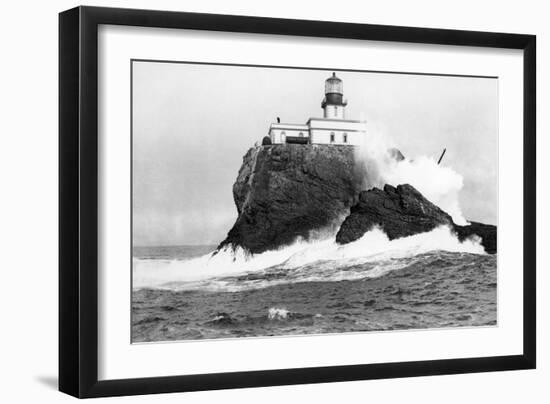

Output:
xmin=219 ymin=144 xmax=496 ymax=255
xmin=388 ymin=148 xmax=405 ymax=162
xmin=454 ymin=222 xmax=497 ymax=254
xmin=336 ymin=184 xmax=497 ymax=254
xmin=218 ymin=144 xmax=364 ymax=254
xmin=335 ymin=184 xmax=454 ymax=244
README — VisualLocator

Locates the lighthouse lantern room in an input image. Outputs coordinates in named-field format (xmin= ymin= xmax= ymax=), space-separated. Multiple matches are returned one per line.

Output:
xmin=322 ymin=72 xmax=347 ymax=120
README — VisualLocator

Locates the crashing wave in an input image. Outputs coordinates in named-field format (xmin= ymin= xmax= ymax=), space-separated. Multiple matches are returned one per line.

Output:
xmin=133 ymin=225 xmax=485 ymax=292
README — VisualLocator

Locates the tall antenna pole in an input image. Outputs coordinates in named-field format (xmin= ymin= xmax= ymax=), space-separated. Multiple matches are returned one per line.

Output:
xmin=437 ymin=148 xmax=447 ymax=165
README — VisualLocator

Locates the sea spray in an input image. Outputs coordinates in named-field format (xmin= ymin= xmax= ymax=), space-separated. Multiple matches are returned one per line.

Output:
xmin=354 ymin=126 xmax=468 ymax=225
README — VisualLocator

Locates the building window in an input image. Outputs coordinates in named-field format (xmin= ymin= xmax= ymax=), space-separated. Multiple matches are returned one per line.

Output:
xmin=281 ymin=131 xmax=286 ymax=143
xmin=343 ymin=133 xmax=348 ymax=143
xmin=299 ymin=132 xmax=304 ymax=137
xmin=330 ymin=132 xmax=335 ymax=143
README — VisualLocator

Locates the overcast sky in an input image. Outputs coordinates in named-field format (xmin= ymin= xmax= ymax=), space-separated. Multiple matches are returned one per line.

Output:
xmin=132 ymin=61 xmax=498 ymax=247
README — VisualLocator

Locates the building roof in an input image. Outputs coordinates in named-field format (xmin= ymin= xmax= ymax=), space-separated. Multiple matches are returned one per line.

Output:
xmin=269 ymin=123 xmax=309 ymax=130
xmin=307 ymin=117 xmax=365 ymax=124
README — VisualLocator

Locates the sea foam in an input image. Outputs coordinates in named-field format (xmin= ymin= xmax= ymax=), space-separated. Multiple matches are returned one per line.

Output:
xmin=132 ymin=225 xmax=485 ymax=291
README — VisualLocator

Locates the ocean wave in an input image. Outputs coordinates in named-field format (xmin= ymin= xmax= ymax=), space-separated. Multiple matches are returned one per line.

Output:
xmin=133 ymin=225 xmax=485 ymax=292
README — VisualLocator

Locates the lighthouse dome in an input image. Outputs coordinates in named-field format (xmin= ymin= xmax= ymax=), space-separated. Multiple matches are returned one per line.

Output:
xmin=325 ymin=72 xmax=343 ymax=95
xmin=321 ymin=72 xmax=347 ymax=111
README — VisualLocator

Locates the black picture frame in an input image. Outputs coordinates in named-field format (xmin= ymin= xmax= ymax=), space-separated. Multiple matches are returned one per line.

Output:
xmin=59 ymin=5 xmax=536 ymax=398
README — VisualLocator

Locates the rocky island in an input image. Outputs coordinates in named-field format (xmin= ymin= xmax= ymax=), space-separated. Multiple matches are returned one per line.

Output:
xmin=217 ymin=144 xmax=363 ymax=254
xmin=218 ymin=143 xmax=496 ymax=255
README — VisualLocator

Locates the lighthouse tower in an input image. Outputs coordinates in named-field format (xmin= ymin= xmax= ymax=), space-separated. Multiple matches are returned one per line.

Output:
xmin=321 ymin=72 xmax=347 ymax=119
xmin=268 ymin=71 xmax=366 ymax=145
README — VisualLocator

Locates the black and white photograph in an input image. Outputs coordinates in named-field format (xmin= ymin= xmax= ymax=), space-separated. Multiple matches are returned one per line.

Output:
xmin=131 ymin=61 xmax=498 ymax=343
xmin=1 ymin=0 xmax=544 ymax=401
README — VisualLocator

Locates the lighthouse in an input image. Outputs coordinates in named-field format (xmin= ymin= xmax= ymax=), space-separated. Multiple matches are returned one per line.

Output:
xmin=268 ymin=72 xmax=367 ymax=146
xmin=322 ymin=72 xmax=347 ymax=120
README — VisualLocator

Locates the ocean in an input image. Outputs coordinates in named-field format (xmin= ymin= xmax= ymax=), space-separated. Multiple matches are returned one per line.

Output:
xmin=132 ymin=226 xmax=496 ymax=342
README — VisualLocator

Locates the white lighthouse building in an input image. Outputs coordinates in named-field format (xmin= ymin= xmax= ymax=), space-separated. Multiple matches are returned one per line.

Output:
xmin=268 ymin=72 xmax=366 ymax=146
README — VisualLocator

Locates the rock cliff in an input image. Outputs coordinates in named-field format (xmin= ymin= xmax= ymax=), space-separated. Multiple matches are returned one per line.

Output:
xmin=335 ymin=184 xmax=497 ymax=254
xmin=335 ymin=184 xmax=454 ymax=244
xmin=454 ymin=222 xmax=497 ymax=254
xmin=218 ymin=144 xmax=364 ymax=254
